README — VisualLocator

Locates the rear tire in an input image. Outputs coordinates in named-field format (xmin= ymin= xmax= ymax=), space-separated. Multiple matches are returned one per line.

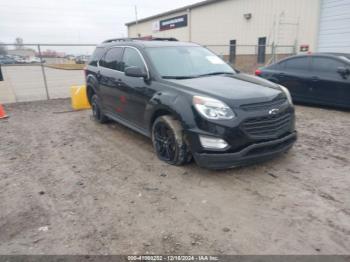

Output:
xmin=91 ymin=94 xmax=108 ymax=124
xmin=152 ymin=116 xmax=192 ymax=166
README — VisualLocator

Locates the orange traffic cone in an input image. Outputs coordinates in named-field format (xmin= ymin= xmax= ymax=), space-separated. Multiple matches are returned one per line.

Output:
xmin=0 ymin=104 xmax=8 ymax=119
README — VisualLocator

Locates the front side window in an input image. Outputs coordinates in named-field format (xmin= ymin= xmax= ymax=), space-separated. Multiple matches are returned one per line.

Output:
xmin=122 ymin=47 xmax=146 ymax=72
xmin=99 ymin=47 xmax=123 ymax=70
xmin=311 ymin=57 xmax=345 ymax=74
xmin=145 ymin=46 xmax=235 ymax=78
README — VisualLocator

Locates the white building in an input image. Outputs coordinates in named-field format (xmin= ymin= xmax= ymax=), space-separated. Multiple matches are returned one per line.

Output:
xmin=7 ymin=48 xmax=36 ymax=58
xmin=126 ymin=0 xmax=350 ymax=54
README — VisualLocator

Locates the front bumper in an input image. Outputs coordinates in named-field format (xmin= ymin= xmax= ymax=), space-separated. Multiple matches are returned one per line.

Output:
xmin=193 ymin=132 xmax=297 ymax=170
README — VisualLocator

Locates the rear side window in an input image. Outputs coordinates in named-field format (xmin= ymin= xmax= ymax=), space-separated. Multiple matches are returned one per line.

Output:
xmin=284 ymin=57 xmax=309 ymax=71
xmin=311 ymin=57 xmax=345 ymax=73
xmin=88 ymin=47 xmax=105 ymax=66
xmin=121 ymin=47 xmax=146 ymax=72
xmin=99 ymin=47 xmax=124 ymax=70
xmin=268 ymin=62 xmax=284 ymax=70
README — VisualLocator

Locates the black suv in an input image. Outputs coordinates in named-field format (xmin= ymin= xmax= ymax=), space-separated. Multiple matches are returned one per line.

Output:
xmin=85 ymin=38 xmax=297 ymax=169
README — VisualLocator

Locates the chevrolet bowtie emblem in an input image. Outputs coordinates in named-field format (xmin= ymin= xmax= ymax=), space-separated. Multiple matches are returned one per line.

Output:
xmin=269 ymin=108 xmax=280 ymax=115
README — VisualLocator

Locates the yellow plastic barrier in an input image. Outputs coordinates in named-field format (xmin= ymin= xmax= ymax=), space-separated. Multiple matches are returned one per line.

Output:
xmin=70 ymin=85 xmax=91 ymax=110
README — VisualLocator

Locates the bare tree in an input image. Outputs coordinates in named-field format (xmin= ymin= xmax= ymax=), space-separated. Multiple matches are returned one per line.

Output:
xmin=0 ymin=42 xmax=7 ymax=55
xmin=15 ymin=37 xmax=24 ymax=49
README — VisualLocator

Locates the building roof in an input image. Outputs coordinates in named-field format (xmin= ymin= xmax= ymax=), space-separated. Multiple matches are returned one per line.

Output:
xmin=125 ymin=0 xmax=227 ymax=26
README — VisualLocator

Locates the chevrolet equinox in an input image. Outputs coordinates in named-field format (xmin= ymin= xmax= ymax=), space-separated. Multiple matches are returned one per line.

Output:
xmin=85 ymin=38 xmax=297 ymax=169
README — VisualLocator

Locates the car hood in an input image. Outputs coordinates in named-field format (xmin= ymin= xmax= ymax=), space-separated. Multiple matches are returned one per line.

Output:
xmin=166 ymin=73 xmax=283 ymax=107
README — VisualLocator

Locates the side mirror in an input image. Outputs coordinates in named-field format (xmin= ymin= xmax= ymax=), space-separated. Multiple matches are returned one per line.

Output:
xmin=125 ymin=66 xmax=148 ymax=78
xmin=337 ymin=67 xmax=350 ymax=78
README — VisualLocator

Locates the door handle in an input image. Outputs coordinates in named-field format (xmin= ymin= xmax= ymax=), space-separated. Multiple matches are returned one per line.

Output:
xmin=136 ymin=86 xmax=146 ymax=92
xmin=111 ymin=79 xmax=122 ymax=86
xmin=311 ymin=76 xmax=319 ymax=82
xmin=279 ymin=73 xmax=285 ymax=77
xmin=117 ymin=79 xmax=123 ymax=86
xmin=111 ymin=78 xmax=124 ymax=87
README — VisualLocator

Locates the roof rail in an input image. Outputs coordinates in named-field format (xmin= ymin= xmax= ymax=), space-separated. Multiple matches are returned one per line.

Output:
xmin=151 ymin=37 xmax=178 ymax=41
xmin=102 ymin=37 xmax=178 ymax=44
xmin=102 ymin=38 xmax=137 ymax=43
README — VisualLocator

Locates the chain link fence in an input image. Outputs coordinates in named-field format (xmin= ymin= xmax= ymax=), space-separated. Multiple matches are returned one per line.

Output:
xmin=0 ymin=43 xmax=296 ymax=104
xmin=0 ymin=44 xmax=96 ymax=104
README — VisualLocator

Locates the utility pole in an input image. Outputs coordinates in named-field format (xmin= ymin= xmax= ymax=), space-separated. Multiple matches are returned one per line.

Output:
xmin=37 ymin=44 xmax=50 ymax=100
xmin=135 ymin=5 xmax=138 ymax=25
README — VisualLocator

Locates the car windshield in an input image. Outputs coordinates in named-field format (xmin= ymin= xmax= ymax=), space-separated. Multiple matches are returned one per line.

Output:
xmin=145 ymin=46 xmax=235 ymax=79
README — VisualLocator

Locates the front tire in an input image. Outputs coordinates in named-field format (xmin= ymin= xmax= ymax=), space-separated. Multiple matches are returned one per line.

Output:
xmin=91 ymin=94 xmax=108 ymax=123
xmin=152 ymin=116 xmax=191 ymax=166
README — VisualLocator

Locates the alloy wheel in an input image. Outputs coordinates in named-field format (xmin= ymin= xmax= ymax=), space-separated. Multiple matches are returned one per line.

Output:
xmin=153 ymin=122 xmax=177 ymax=162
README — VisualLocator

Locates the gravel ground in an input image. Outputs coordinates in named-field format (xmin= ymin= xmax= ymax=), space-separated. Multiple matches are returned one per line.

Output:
xmin=0 ymin=99 xmax=349 ymax=255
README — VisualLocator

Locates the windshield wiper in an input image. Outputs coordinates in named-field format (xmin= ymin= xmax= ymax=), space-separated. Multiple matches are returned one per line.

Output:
xmin=196 ymin=72 xmax=235 ymax=77
xmin=162 ymin=72 xmax=235 ymax=79
xmin=162 ymin=76 xmax=198 ymax=79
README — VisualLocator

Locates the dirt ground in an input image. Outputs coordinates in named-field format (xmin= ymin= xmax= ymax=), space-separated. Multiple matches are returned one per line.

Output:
xmin=0 ymin=99 xmax=349 ymax=255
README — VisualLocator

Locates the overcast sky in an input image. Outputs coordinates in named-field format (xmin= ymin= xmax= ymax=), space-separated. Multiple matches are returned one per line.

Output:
xmin=0 ymin=0 xmax=200 ymax=44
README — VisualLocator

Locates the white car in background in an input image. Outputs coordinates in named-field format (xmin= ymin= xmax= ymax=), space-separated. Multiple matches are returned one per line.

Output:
xmin=25 ymin=57 xmax=41 ymax=63
xmin=9 ymin=55 xmax=26 ymax=64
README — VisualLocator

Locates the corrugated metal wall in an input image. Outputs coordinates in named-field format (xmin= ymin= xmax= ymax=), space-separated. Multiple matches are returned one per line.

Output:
xmin=190 ymin=0 xmax=319 ymax=53
xmin=318 ymin=0 xmax=350 ymax=53
xmin=127 ymin=0 xmax=320 ymax=52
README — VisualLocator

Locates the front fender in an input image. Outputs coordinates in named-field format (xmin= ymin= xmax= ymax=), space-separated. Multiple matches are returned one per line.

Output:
xmin=145 ymin=91 xmax=196 ymax=132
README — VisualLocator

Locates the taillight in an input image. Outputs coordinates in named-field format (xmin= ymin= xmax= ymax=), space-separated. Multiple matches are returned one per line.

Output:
xmin=255 ymin=69 xmax=262 ymax=76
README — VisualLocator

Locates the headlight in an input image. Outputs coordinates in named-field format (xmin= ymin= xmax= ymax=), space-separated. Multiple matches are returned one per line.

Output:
xmin=193 ymin=96 xmax=235 ymax=120
xmin=279 ymin=85 xmax=293 ymax=105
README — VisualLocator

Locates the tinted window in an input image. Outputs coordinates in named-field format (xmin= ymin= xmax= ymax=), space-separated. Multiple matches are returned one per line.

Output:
xmin=100 ymin=47 xmax=123 ymax=70
xmin=122 ymin=48 xmax=146 ymax=72
xmin=269 ymin=62 xmax=284 ymax=70
xmin=88 ymin=47 xmax=105 ymax=66
xmin=285 ymin=57 xmax=309 ymax=71
xmin=311 ymin=57 xmax=345 ymax=73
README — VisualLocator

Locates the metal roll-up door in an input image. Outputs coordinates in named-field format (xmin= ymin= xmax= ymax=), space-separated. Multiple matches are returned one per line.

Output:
xmin=318 ymin=0 xmax=350 ymax=53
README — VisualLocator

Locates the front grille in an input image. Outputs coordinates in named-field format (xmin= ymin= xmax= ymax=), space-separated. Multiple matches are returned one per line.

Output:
xmin=241 ymin=111 xmax=292 ymax=138
xmin=240 ymin=97 xmax=287 ymax=111
xmin=247 ymin=136 xmax=297 ymax=156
